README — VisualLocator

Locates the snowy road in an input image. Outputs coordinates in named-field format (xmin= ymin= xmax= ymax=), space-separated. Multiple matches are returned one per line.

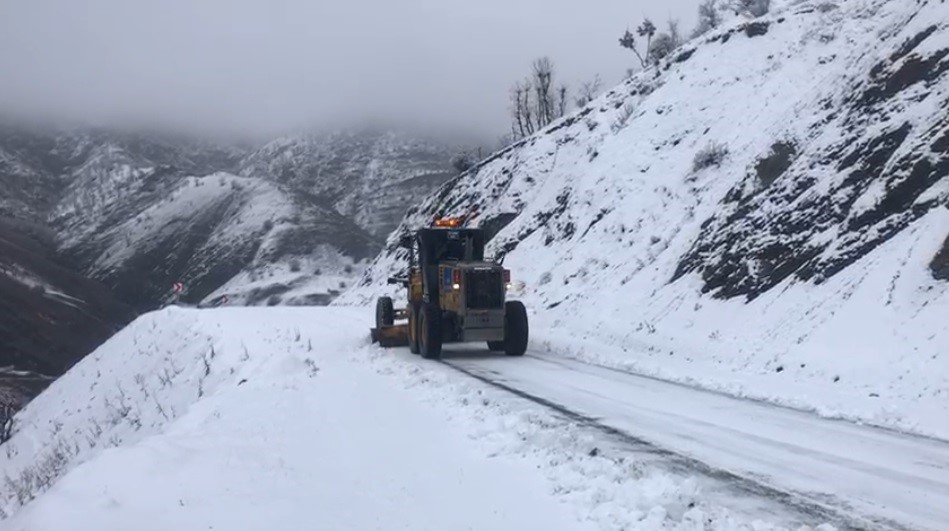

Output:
xmin=437 ymin=348 xmax=949 ymax=531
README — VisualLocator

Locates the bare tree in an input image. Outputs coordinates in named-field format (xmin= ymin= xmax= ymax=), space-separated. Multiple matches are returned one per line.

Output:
xmin=619 ymin=29 xmax=646 ymax=68
xmin=532 ymin=57 xmax=555 ymax=125
xmin=575 ymin=74 xmax=603 ymax=108
xmin=509 ymin=57 xmax=570 ymax=140
xmin=557 ymin=84 xmax=568 ymax=117
xmin=620 ymin=19 xmax=658 ymax=69
xmin=510 ymin=81 xmax=535 ymax=139
xmin=668 ymin=19 xmax=683 ymax=48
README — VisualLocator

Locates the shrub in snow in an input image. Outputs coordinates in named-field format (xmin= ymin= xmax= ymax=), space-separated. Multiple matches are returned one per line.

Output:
xmin=3 ymin=439 xmax=74 ymax=507
xmin=692 ymin=142 xmax=729 ymax=171
xmin=262 ymin=219 xmax=274 ymax=232
xmin=451 ymin=154 xmax=474 ymax=173
xmin=574 ymin=75 xmax=603 ymax=108
xmin=693 ymin=0 xmax=724 ymax=37
xmin=733 ymin=0 xmax=770 ymax=17
xmin=538 ymin=272 xmax=553 ymax=286
xmin=611 ymin=103 xmax=637 ymax=133
xmin=289 ymin=259 xmax=302 ymax=273
xmin=649 ymin=33 xmax=677 ymax=63
xmin=267 ymin=295 xmax=282 ymax=306
xmin=343 ymin=264 xmax=354 ymax=274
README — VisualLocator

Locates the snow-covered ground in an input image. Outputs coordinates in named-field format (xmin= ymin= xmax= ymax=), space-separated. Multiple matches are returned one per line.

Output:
xmin=0 ymin=307 xmax=845 ymax=531
xmin=203 ymin=245 xmax=370 ymax=307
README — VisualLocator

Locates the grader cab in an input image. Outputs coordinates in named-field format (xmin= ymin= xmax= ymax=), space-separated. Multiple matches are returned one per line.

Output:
xmin=370 ymin=219 xmax=528 ymax=360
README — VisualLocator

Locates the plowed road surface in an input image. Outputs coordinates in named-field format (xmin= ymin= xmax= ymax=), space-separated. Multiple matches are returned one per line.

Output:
xmin=430 ymin=348 xmax=949 ymax=531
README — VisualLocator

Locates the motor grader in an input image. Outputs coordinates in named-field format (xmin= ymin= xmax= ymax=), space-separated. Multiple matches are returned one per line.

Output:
xmin=370 ymin=218 xmax=528 ymax=360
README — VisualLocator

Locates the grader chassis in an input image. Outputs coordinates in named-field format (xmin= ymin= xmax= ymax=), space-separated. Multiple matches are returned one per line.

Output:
xmin=370 ymin=220 xmax=528 ymax=360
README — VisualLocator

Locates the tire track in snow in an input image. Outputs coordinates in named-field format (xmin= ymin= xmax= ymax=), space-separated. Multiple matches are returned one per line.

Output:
xmin=440 ymin=353 xmax=917 ymax=531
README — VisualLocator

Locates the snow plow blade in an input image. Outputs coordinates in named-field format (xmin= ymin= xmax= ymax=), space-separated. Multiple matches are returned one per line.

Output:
xmin=370 ymin=324 xmax=410 ymax=348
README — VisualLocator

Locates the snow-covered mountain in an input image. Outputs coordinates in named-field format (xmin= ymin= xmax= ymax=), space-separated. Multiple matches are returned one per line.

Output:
xmin=346 ymin=0 xmax=949 ymax=437
xmin=0 ymin=127 xmax=463 ymax=311
xmin=239 ymin=130 xmax=461 ymax=239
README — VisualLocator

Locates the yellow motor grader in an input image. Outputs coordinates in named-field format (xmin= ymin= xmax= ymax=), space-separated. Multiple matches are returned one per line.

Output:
xmin=370 ymin=218 xmax=528 ymax=360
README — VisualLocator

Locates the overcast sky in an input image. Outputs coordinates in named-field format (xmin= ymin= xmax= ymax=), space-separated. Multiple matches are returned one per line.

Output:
xmin=0 ymin=0 xmax=698 ymax=138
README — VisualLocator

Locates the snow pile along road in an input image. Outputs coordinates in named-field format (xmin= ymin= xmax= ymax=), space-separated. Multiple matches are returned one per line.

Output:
xmin=0 ymin=307 xmax=837 ymax=531
xmin=344 ymin=0 xmax=949 ymax=439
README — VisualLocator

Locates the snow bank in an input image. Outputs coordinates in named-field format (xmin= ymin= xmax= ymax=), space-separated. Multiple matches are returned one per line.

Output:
xmin=0 ymin=308 xmax=832 ymax=530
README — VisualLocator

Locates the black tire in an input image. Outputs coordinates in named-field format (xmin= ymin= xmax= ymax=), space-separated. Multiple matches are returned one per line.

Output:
xmin=503 ymin=301 xmax=528 ymax=356
xmin=408 ymin=303 xmax=421 ymax=354
xmin=419 ymin=303 xmax=443 ymax=360
xmin=487 ymin=341 xmax=504 ymax=351
xmin=375 ymin=297 xmax=394 ymax=329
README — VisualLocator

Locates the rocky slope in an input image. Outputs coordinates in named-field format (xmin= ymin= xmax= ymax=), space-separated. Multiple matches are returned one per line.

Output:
xmin=345 ymin=0 xmax=949 ymax=436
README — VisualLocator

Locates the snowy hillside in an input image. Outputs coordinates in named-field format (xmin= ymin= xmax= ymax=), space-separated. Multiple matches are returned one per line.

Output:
xmin=54 ymin=168 xmax=377 ymax=309
xmin=345 ymin=0 xmax=949 ymax=438
xmin=239 ymin=130 xmax=463 ymax=239
xmin=0 ymin=307 xmax=848 ymax=530
xmin=0 ymin=127 xmax=463 ymax=311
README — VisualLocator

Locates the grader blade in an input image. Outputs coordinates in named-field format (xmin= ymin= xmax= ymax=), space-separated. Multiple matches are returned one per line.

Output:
xmin=370 ymin=324 xmax=410 ymax=348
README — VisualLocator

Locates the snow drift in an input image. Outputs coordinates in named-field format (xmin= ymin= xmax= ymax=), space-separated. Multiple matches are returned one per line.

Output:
xmin=0 ymin=307 xmax=832 ymax=531
xmin=344 ymin=0 xmax=949 ymax=438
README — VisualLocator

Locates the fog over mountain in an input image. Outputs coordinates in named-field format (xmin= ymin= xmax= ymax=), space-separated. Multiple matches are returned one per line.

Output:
xmin=0 ymin=0 xmax=696 ymax=137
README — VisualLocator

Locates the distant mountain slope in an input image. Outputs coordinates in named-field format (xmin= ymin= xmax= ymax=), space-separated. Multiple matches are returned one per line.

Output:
xmin=345 ymin=0 xmax=949 ymax=437
xmin=54 ymin=170 xmax=378 ymax=310
xmin=0 ymin=127 xmax=461 ymax=310
xmin=0 ymin=218 xmax=131 ymax=402
xmin=238 ymin=130 xmax=461 ymax=239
